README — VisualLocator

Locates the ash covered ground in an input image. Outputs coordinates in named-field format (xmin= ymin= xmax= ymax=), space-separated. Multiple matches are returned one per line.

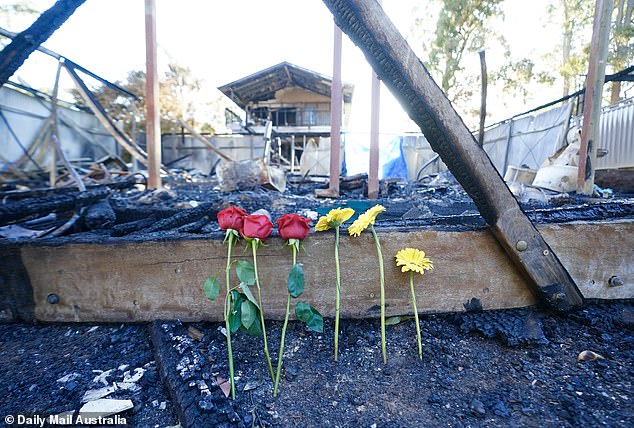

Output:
xmin=0 ymin=303 xmax=632 ymax=427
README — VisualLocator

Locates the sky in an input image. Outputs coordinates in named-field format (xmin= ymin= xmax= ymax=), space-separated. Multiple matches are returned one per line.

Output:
xmin=2 ymin=0 xmax=565 ymax=135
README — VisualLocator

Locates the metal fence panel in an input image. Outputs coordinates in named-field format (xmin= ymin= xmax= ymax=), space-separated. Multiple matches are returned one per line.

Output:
xmin=596 ymin=98 xmax=634 ymax=170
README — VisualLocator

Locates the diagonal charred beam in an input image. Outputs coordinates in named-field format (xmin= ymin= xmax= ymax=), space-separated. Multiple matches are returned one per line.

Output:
xmin=0 ymin=0 xmax=86 ymax=88
xmin=322 ymin=0 xmax=583 ymax=311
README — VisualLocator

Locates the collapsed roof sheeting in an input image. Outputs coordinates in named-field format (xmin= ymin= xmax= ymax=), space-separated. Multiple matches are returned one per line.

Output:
xmin=218 ymin=61 xmax=354 ymax=109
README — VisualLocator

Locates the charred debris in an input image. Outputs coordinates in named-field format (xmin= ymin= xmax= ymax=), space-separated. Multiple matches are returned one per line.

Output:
xmin=0 ymin=166 xmax=632 ymax=245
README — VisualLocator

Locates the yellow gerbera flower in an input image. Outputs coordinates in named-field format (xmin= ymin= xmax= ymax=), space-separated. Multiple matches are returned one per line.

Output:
xmin=316 ymin=207 xmax=355 ymax=231
xmin=348 ymin=205 xmax=385 ymax=237
xmin=365 ymin=204 xmax=385 ymax=223
xmin=395 ymin=248 xmax=434 ymax=274
xmin=315 ymin=216 xmax=331 ymax=231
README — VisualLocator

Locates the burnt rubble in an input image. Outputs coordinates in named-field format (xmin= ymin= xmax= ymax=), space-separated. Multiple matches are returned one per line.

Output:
xmin=1 ymin=171 xmax=633 ymax=245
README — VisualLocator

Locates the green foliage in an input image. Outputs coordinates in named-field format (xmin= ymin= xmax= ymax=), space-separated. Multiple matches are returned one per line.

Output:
xmin=202 ymin=276 xmax=220 ymax=301
xmin=295 ymin=302 xmax=324 ymax=333
xmin=287 ymin=264 xmax=305 ymax=298
xmin=228 ymin=290 xmax=263 ymax=336
xmin=385 ymin=316 xmax=403 ymax=326
xmin=68 ymin=64 xmax=214 ymax=135
xmin=240 ymin=300 xmax=257 ymax=329
xmin=236 ymin=260 xmax=256 ymax=286
xmin=240 ymin=282 xmax=259 ymax=308
xmin=426 ymin=0 xmax=504 ymax=101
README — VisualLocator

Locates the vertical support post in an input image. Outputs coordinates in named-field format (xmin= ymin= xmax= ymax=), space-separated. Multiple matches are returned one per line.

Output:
xmin=477 ymin=49 xmax=487 ymax=147
xmin=145 ymin=0 xmax=161 ymax=189
xmin=577 ymin=0 xmax=614 ymax=194
xmin=368 ymin=71 xmax=381 ymax=199
xmin=325 ymin=23 xmax=343 ymax=196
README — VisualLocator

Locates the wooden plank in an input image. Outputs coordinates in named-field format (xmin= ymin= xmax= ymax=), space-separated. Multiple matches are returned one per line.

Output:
xmin=145 ymin=0 xmax=162 ymax=189
xmin=320 ymin=0 xmax=583 ymax=310
xmin=178 ymin=120 xmax=234 ymax=162
xmin=577 ymin=0 xmax=614 ymax=194
xmin=15 ymin=220 xmax=632 ymax=323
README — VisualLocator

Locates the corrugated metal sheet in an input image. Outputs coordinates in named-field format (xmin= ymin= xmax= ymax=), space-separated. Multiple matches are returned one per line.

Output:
xmin=596 ymin=98 xmax=634 ymax=170
xmin=0 ymin=85 xmax=116 ymax=170
xmin=483 ymin=102 xmax=573 ymax=175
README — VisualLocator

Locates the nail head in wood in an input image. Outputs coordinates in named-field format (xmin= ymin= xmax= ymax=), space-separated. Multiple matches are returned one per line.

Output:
xmin=515 ymin=240 xmax=528 ymax=252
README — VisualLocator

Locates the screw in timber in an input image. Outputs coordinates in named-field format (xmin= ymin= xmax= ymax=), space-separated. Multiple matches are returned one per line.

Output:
xmin=608 ymin=276 xmax=624 ymax=287
xmin=515 ymin=240 xmax=528 ymax=252
xmin=47 ymin=294 xmax=60 ymax=304
xmin=543 ymin=250 xmax=550 ymax=256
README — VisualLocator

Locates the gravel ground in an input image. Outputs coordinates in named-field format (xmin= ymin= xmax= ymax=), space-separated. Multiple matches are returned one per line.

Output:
xmin=1 ymin=302 xmax=632 ymax=427
xmin=0 ymin=324 xmax=178 ymax=427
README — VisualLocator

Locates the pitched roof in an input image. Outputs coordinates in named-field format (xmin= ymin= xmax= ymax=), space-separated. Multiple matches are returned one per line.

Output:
xmin=218 ymin=61 xmax=354 ymax=109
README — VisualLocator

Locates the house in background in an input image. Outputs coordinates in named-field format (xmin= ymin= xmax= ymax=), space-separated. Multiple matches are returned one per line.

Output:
xmin=219 ymin=61 xmax=354 ymax=134
xmin=218 ymin=62 xmax=354 ymax=172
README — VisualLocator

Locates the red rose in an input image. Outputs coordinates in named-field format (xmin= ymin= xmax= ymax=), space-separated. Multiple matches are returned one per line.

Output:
xmin=217 ymin=206 xmax=247 ymax=231
xmin=277 ymin=214 xmax=311 ymax=241
xmin=242 ymin=214 xmax=273 ymax=240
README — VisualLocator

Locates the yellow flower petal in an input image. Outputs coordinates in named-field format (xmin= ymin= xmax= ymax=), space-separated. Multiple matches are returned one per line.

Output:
xmin=348 ymin=205 xmax=385 ymax=237
xmin=395 ymin=248 xmax=434 ymax=275
xmin=325 ymin=207 xmax=355 ymax=227
xmin=315 ymin=216 xmax=331 ymax=231
xmin=348 ymin=213 xmax=370 ymax=237
xmin=365 ymin=204 xmax=385 ymax=225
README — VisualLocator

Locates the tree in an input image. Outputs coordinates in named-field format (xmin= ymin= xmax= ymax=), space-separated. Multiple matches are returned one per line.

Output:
xmin=424 ymin=0 xmax=504 ymax=103
xmin=609 ymin=0 xmax=634 ymax=103
xmin=70 ymin=64 xmax=213 ymax=136
xmin=547 ymin=0 xmax=595 ymax=98
xmin=548 ymin=0 xmax=633 ymax=101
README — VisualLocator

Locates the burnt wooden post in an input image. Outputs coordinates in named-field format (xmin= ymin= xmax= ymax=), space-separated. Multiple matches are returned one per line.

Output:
xmin=0 ymin=0 xmax=86 ymax=88
xmin=322 ymin=0 xmax=584 ymax=310
xmin=577 ymin=0 xmax=614 ymax=194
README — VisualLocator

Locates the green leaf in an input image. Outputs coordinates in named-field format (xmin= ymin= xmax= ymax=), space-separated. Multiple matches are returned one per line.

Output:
xmin=241 ymin=300 xmax=257 ymax=329
xmin=229 ymin=292 xmax=243 ymax=333
xmin=202 ymin=276 xmax=220 ymax=301
xmin=385 ymin=316 xmax=402 ymax=326
xmin=229 ymin=307 xmax=241 ymax=333
xmin=287 ymin=264 xmax=305 ymax=298
xmin=236 ymin=260 xmax=255 ymax=285
xmin=295 ymin=302 xmax=324 ymax=333
xmin=241 ymin=314 xmax=263 ymax=337
xmin=240 ymin=283 xmax=259 ymax=308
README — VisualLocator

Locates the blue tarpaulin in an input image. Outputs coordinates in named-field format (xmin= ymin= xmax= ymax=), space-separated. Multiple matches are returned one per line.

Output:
xmin=342 ymin=133 xmax=408 ymax=180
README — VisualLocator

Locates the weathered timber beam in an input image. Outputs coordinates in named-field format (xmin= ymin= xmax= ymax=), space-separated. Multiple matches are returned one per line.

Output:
xmin=64 ymin=64 xmax=150 ymax=167
xmin=321 ymin=0 xmax=583 ymax=311
xmin=0 ymin=0 xmax=86 ymax=88
xmin=7 ymin=220 xmax=631 ymax=323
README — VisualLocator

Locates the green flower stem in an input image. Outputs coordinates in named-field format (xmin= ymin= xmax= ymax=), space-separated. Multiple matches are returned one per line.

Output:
xmin=334 ymin=226 xmax=341 ymax=361
xmin=224 ymin=232 xmax=236 ymax=399
xmin=252 ymin=240 xmax=275 ymax=382
xmin=370 ymin=225 xmax=386 ymax=364
xmin=409 ymin=272 xmax=423 ymax=359
xmin=273 ymin=244 xmax=297 ymax=397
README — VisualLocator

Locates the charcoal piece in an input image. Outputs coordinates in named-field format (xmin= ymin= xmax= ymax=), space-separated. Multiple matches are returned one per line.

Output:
xmin=142 ymin=203 xmax=216 ymax=234
xmin=0 ymin=188 xmax=110 ymax=227
xmin=460 ymin=309 xmax=549 ymax=346
xmin=83 ymin=200 xmax=116 ymax=230
xmin=111 ymin=217 xmax=157 ymax=237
